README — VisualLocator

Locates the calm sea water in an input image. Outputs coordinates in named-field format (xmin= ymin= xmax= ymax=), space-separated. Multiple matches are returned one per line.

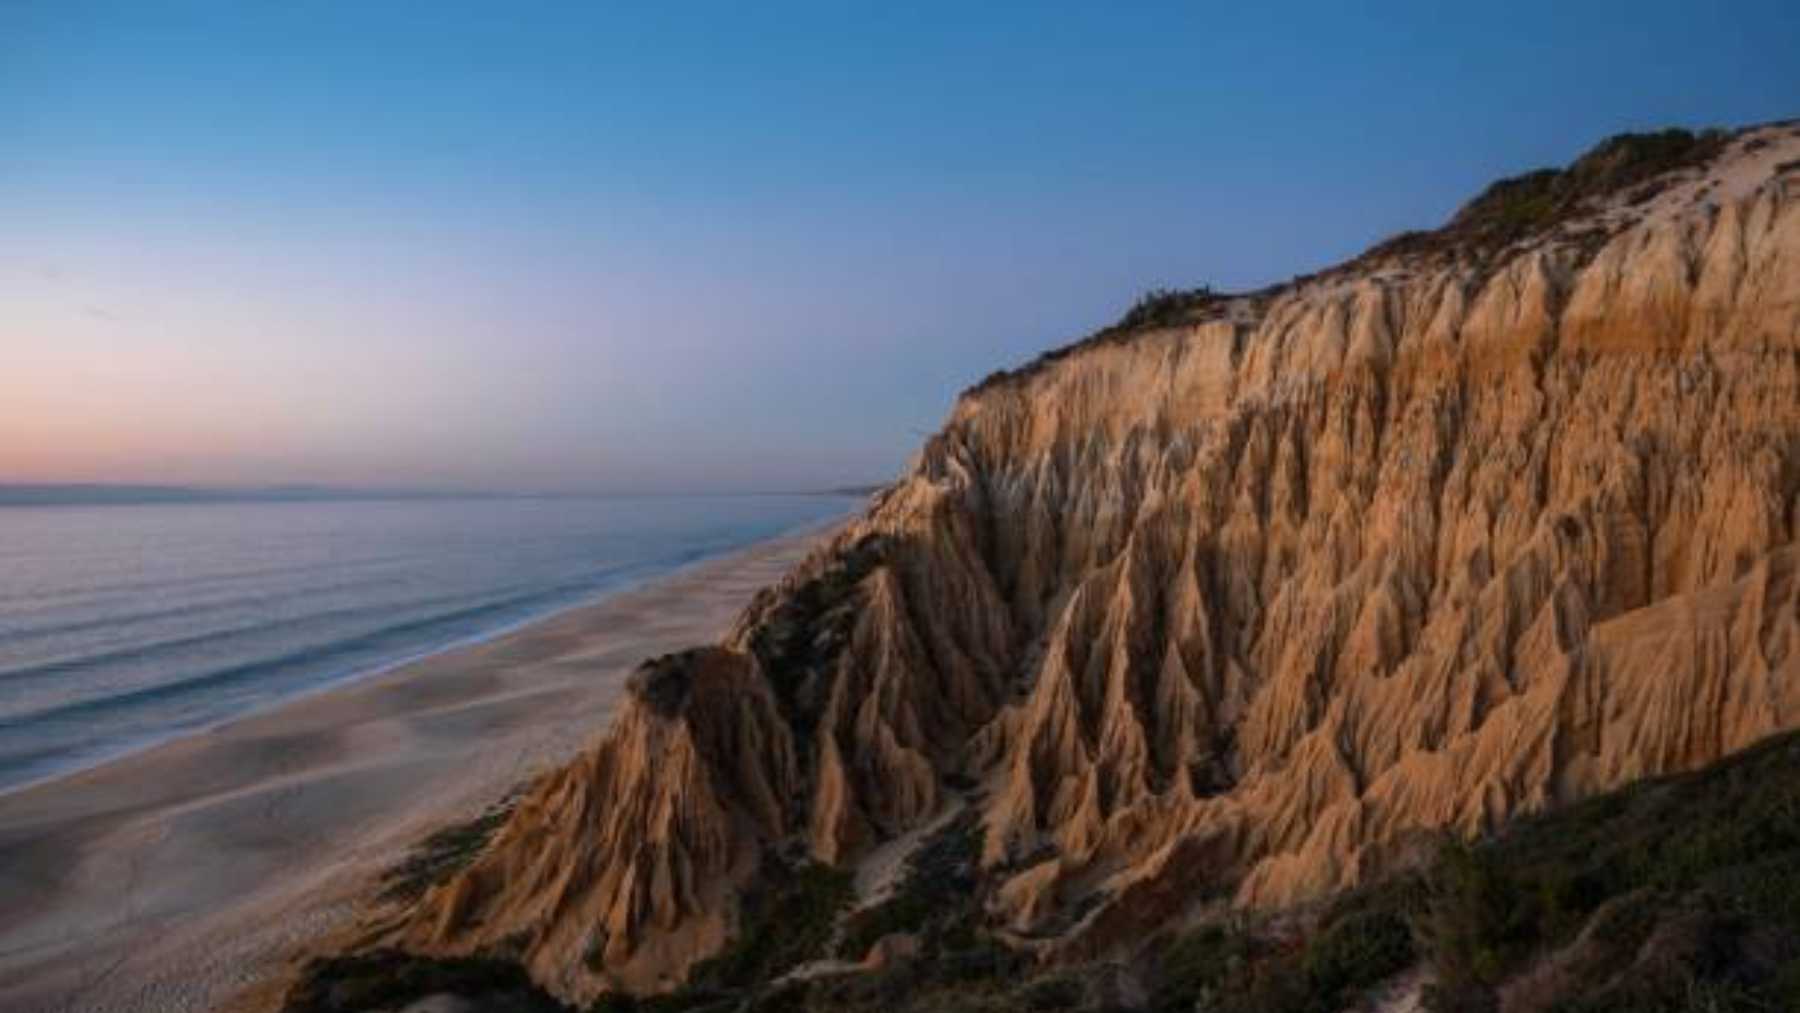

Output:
xmin=0 ymin=494 xmax=854 ymax=793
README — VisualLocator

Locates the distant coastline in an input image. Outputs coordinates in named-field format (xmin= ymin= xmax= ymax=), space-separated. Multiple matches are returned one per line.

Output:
xmin=0 ymin=483 xmax=888 ymax=508
xmin=0 ymin=483 xmax=494 ymax=507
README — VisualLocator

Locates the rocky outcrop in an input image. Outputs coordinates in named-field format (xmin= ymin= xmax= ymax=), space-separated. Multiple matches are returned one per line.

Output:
xmin=396 ymin=122 xmax=1800 ymax=1001
xmin=397 ymin=647 xmax=800 ymax=995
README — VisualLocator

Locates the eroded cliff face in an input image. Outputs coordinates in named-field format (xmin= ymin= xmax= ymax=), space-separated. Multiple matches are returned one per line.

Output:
xmin=395 ymin=123 xmax=1800 ymax=1001
xmin=394 ymin=647 xmax=801 ymax=995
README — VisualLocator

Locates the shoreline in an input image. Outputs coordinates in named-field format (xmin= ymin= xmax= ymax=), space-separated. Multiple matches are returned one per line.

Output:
xmin=0 ymin=517 xmax=844 ymax=1013
xmin=0 ymin=511 xmax=851 ymax=802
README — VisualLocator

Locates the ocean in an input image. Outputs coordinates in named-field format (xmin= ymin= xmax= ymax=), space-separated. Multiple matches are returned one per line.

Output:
xmin=0 ymin=494 xmax=855 ymax=794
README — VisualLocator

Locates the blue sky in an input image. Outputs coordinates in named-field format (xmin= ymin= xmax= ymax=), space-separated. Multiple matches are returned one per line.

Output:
xmin=4 ymin=1 xmax=1798 ymax=492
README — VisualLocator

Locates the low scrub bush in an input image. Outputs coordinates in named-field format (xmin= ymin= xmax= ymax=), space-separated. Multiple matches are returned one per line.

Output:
xmin=687 ymin=859 xmax=855 ymax=990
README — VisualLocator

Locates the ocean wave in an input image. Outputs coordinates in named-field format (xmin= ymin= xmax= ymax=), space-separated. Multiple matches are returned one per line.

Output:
xmin=0 ymin=561 xmax=666 ymax=724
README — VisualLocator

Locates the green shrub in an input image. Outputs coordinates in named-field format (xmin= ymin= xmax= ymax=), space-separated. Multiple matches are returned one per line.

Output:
xmin=1115 ymin=287 xmax=1219 ymax=331
xmin=966 ymin=283 xmax=1225 ymax=394
xmin=1367 ymin=125 xmax=1732 ymax=265
xmin=376 ymin=801 xmax=515 ymax=903
xmin=1015 ymin=975 xmax=1085 ymax=1011
xmin=744 ymin=533 xmax=886 ymax=738
xmin=1152 ymin=923 xmax=1252 ymax=1011
xmin=282 ymin=949 xmax=568 ymax=1013
xmin=686 ymin=860 xmax=854 ymax=990
xmin=1449 ymin=128 xmax=1728 ymax=245
xmin=1413 ymin=731 xmax=1800 ymax=1010
xmin=837 ymin=812 xmax=983 ymax=961
xmin=1416 ymin=838 xmax=1528 ymax=991
xmin=1301 ymin=909 xmax=1413 ymax=999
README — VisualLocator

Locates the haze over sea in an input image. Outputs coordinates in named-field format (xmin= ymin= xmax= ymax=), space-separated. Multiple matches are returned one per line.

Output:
xmin=0 ymin=493 xmax=854 ymax=793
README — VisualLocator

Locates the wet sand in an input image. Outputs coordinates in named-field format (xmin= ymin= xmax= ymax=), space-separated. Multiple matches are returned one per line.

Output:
xmin=0 ymin=522 xmax=838 ymax=1013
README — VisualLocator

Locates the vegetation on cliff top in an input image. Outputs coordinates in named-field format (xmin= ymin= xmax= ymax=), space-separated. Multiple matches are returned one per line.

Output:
xmin=1365 ymin=127 xmax=1731 ymax=262
xmin=968 ymin=124 xmax=1743 ymax=398
xmin=967 ymin=285 xmax=1226 ymax=394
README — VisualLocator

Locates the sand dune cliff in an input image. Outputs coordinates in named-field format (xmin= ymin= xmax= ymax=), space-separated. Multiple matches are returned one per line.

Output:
xmin=391 ymin=123 xmax=1800 ymax=1001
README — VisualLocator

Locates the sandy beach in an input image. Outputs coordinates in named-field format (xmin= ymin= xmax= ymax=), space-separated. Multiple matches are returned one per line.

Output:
xmin=0 ymin=521 xmax=839 ymax=1013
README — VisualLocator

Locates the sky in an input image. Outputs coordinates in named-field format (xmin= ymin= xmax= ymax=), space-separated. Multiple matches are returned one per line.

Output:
xmin=4 ymin=1 xmax=1798 ymax=493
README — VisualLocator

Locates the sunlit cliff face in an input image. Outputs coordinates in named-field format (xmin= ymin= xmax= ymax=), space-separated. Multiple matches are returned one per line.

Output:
xmin=386 ymin=125 xmax=1800 ymax=1001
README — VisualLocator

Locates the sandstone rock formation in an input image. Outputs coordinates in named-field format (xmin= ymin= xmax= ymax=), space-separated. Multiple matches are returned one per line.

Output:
xmin=397 ymin=647 xmax=800 ymax=995
xmin=395 ymin=122 xmax=1800 ymax=1002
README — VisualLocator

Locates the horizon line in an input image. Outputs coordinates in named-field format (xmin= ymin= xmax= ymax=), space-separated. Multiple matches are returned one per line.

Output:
xmin=0 ymin=482 xmax=888 ymax=507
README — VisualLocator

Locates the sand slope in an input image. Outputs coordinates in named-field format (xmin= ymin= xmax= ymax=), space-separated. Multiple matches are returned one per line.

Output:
xmin=0 ymin=523 xmax=838 ymax=1013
